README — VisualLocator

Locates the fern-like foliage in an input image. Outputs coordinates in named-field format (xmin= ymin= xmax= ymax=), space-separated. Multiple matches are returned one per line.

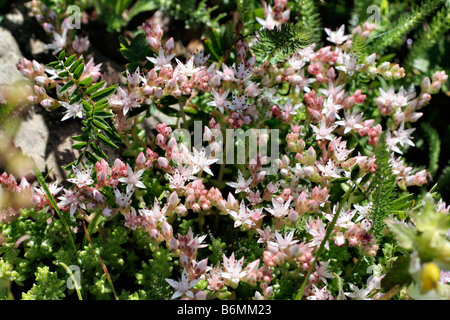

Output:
xmin=46 ymin=50 xmax=122 ymax=168
xmin=420 ymin=122 xmax=441 ymax=177
xmin=292 ymin=0 xmax=322 ymax=45
xmin=252 ymin=22 xmax=312 ymax=64
xmin=369 ymin=134 xmax=398 ymax=239
xmin=437 ymin=159 xmax=450 ymax=200
xmin=404 ymin=4 xmax=450 ymax=72
xmin=350 ymin=33 xmax=371 ymax=93
xmin=369 ymin=0 xmax=445 ymax=54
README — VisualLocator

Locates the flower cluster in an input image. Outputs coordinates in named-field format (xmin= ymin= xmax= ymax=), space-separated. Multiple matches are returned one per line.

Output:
xmin=2 ymin=0 xmax=449 ymax=301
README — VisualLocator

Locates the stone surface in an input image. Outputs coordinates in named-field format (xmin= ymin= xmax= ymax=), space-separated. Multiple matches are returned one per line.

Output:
xmin=5 ymin=106 xmax=82 ymax=181
xmin=0 ymin=1 xmax=184 ymax=183
xmin=0 ymin=27 xmax=26 ymax=103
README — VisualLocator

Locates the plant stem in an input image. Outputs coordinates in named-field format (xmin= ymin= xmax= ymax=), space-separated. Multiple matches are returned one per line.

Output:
xmin=217 ymin=162 xmax=225 ymax=186
xmin=59 ymin=262 xmax=83 ymax=300
xmin=179 ymin=102 xmax=189 ymax=131
xmin=82 ymin=221 xmax=119 ymax=300
xmin=34 ymin=166 xmax=77 ymax=253
xmin=295 ymin=186 xmax=355 ymax=300
xmin=376 ymin=285 xmax=402 ymax=300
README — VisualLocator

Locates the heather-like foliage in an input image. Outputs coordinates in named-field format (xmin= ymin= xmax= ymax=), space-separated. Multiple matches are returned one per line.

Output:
xmin=0 ymin=0 xmax=449 ymax=301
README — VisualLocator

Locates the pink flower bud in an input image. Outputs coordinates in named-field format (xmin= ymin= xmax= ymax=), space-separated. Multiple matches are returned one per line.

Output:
xmin=147 ymin=36 xmax=160 ymax=50
xmin=431 ymin=81 xmax=441 ymax=93
xmin=352 ymin=25 xmax=361 ymax=35
xmin=40 ymin=98 xmax=56 ymax=108
xmin=34 ymin=85 xmax=46 ymax=98
xmin=176 ymin=204 xmax=188 ymax=217
xmin=191 ymin=203 xmax=201 ymax=212
xmin=155 ymin=133 xmax=166 ymax=149
xmin=136 ymin=152 xmax=146 ymax=168
xmin=164 ymin=37 xmax=174 ymax=52
xmin=153 ymin=87 xmax=164 ymax=99
xmin=157 ymin=157 xmax=170 ymax=170
xmin=32 ymin=195 xmax=44 ymax=207
xmin=307 ymin=200 xmax=317 ymax=212
xmin=99 ymin=207 xmax=112 ymax=218
xmin=168 ymin=191 xmax=179 ymax=207
xmin=149 ymin=228 xmax=163 ymax=242
xmin=142 ymin=85 xmax=153 ymax=95
xmin=303 ymin=166 xmax=315 ymax=178
xmin=203 ymin=126 xmax=213 ymax=141
xmin=308 ymin=63 xmax=321 ymax=75
xmin=194 ymin=258 xmax=209 ymax=275
xmin=180 ymin=252 xmax=191 ymax=268
xmin=378 ymin=61 xmax=390 ymax=72
xmin=168 ymin=237 xmax=179 ymax=251
xmin=161 ymin=221 xmax=173 ymax=239
xmin=288 ymin=210 xmax=299 ymax=223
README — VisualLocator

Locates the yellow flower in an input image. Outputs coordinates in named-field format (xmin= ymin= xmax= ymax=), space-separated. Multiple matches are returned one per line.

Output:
xmin=421 ymin=262 xmax=440 ymax=293
xmin=407 ymin=261 xmax=450 ymax=300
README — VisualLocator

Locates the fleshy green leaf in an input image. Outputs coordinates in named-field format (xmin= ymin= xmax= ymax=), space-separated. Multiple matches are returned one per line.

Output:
xmin=85 ymin=81 xmax=106 ymax=95
xmin=64 ymin=54 xmax=77 ymax=67
xmin=59 ymin=80 xmax=75 ymax=96
xmin=98 ymin=133 xmax=119 ymax=149
xmin=90 ymin=85 xmax=118 ymax=102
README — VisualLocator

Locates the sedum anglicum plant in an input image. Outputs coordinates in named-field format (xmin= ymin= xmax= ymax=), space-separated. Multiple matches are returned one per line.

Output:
xmin=0 ymin=0 xmax=449 ymax=300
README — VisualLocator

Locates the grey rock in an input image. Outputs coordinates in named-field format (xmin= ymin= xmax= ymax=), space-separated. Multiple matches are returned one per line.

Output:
xmin=0 ymin=27 xmax=26 ymax=101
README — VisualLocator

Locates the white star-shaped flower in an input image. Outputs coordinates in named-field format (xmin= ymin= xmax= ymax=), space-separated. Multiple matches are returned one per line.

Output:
xmin=147 ymin=48 xmax=176 ymax=71
xmin=67 ymin=165 xmax=94 ymax=188
xmin=310 ymin=118 xmax=337 ymax=141
xmin=165 ymin=268 xmax=200 ymax=299
xmin=61 ymin=102 xmax=83 ymax=121
xmin=175 ymin=57 xmax=203 ymax=77
xmin=118 ymin=164 xmax=146 ymax=194
xmin=324 ymin=24 xmax=350 ymax=45
xmin=190 ymin=147 xmax=219 ymax=176
xmin=225 ymin=170 xmax=253 ymax=194
xmin=227 ymin=200 xmax=255 ymax=229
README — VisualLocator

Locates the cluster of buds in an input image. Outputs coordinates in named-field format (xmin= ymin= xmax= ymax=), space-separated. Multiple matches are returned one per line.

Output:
xmin=122 ymin=195 xmax=174 ymax=243
xmin=31 ymin=0 xmax=90 ymax=55
xmin=31 ymin=0 xmax=59 ymax=33
xmin=155 ymin=122 xmax=174 ymax=152
xmin=0 ymin=172 xmax=33 ymax=221
xmin=342 ymin=89 xmax=367 ymax=110
xmin=286 ymin=129 xmax=306 ymax=154
xmin=17 ymin=54 xmax=102 ymax=114
xmin=391 ymin=156 xmax=429 ymax=190
xmin=357 ymin=120 xmax=382 ymax=145
xmin=141 ymin=20 xmax=164 ymax=51
xmin=341 ymin=154 xmax=377 ymax=175
xmin=16 ymin=58 xmax=51 ymax=105
xmin=184 ymin=180 xmax=211 ymax=213
xmin=377 ymin=62 xmax=406 ymax=80
xmin=167 ymin=228 xmax=209 ymax=299
xmin=421 ymin=70 xmax=449 ymax=95
xmin=294 ymin=187 xmax=329 ymax=217
xmin=352 ymin=22 xmax=377 ymax=39
xmin=340 ymin=219 xmax=379 ymax=257
xmin=311 ymin=47 xmax=339 ymax=66
xmin=256 ymin=0 xmax=290 ymax=30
